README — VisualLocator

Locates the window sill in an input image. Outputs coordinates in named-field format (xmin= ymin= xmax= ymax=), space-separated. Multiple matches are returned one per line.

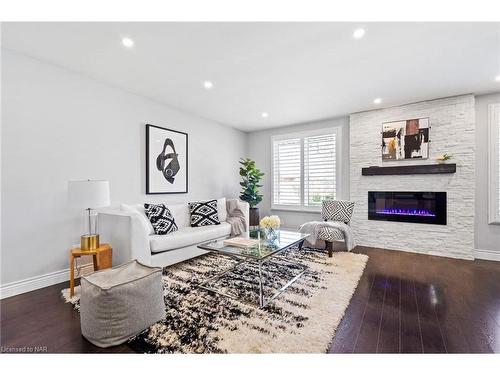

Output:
xmin=271 ymin=205 xmax=321 ymax=213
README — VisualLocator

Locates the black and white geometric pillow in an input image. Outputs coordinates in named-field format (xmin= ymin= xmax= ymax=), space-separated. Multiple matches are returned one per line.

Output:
xmin=321 ymin=200 xmax=355 ymax=224
xmin=188 ymin=200 xmax=220 ymax=227
xmin=144 ymin=203 xmax=178 ymax=235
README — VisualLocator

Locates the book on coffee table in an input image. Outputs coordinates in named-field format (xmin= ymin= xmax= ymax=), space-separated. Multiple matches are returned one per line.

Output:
xmin=223 ymin=237 xmax=260 ymax=248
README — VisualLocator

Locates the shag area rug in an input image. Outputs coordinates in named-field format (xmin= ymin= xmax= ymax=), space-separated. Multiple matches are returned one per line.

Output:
xmin=62 ymin=247 xmax=368 ymax=353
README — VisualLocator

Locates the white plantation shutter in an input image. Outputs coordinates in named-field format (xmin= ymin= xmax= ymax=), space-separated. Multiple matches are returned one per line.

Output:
xmin=304 ymin=133 xmax=336 ymax=206
xmin=272 ymin=129 xmax=339 ymax=210
xmin=273 ymin=138 xmax=301 ymax=206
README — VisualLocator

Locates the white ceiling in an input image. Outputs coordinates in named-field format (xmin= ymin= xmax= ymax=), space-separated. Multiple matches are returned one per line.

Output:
xmin=2 ymin=22 xmax=500 ymax=132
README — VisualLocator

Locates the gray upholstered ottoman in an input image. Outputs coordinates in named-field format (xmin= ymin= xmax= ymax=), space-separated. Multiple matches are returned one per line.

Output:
xmin=80 ymin=260 xmax=165 ymax=348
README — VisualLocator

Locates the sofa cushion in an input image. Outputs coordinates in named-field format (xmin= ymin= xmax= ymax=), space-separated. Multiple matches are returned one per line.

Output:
xmin=188 ymin=199 xmax=220 ymax=227
xmin=121 ymin=199 xmax=228 ymax=231
xmin=164 ymin=203 xmax=190 ymax=229
xmin=144 ymin=204 xmax=178 ymax=235
xmin=217 ymin=198 xmax=227 ymax=222
xmin=149 ymin=222 xmax=231 ymax=253
xmin=195 ymin=198 xmax=228 ymax=222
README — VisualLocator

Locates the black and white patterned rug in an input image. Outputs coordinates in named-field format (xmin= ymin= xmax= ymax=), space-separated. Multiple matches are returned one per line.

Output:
xmin=62 ymin=247 xmax=368 ymax=353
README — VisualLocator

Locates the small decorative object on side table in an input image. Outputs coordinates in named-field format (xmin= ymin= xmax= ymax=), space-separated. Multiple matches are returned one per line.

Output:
xmin=69 ymin=243 xmax=113 ymax=297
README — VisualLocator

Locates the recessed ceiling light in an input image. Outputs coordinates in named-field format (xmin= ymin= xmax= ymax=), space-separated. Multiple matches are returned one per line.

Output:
xmin=203 ymin=80 xmax=214 ymax=90
xmin=373 ymin=98 xmax=382 ymax=105
xmin=121 ymin=37 xmax=134 ymax=48
xmin=495 ymin=74 xmax=500 ymax=82
xmin=261 ymin=112 xmax=269 ymax=118
xmin=353 ymin=28 xmax=366 ymax=39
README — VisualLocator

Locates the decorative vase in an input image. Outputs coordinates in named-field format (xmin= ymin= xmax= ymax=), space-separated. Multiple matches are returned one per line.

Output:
xmin=264 ymin=228 xmax=280 ymax=244
xmin=249 ymin=207 xmax=260 ymax=228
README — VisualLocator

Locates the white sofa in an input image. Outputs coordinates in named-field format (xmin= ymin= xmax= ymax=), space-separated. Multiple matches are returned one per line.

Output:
xmin=99 ymin=198 xmax=249 ymax=267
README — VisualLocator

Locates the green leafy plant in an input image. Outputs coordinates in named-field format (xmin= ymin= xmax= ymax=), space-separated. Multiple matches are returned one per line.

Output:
xmin=437 ymin=153 xmax=453 ymax=162
xmin=239 ymin=158 xmax=264 ymax=208
xmin=442 ymin=154 xmax=452 ymax=161
xmin=312 ymin=194 xmax=322 ymax=203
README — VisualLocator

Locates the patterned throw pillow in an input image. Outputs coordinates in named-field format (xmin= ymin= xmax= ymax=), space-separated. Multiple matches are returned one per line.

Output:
xmin=321 ymin=200 xmax=355 ymax=224
xmin=144 ymin=203 xmax=178 ymax=235
xmin=189 ymin=200 xmax=220 ymax=227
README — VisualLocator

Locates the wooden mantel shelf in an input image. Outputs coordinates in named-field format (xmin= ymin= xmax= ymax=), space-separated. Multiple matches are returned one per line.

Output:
xmin=361 ymin=163 xmax=456 ymax=176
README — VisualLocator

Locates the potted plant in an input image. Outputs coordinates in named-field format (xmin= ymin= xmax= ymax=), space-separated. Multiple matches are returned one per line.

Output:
xmin=239 ymin=158 xmax=264 ymax=227
xmin=436 ymin=154 xmax=453 ymax=164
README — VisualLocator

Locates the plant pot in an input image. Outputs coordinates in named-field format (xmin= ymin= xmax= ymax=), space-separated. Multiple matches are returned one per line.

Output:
xmin=249 ymin=207 xmax=260 ymax=227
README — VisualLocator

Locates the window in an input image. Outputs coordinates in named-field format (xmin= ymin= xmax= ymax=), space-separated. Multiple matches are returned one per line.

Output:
xmin=489 ymin=103 xmax=500 ymax=224
xmin=304 ymin=133 xmax=336 ymax=206
xmin=272 ymin=138 xmax=301 ymax=206
xmin=272 ymin=128 xmax=341 ymax=211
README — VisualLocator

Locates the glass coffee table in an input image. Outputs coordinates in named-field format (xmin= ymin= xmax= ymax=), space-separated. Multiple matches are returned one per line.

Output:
xmin=197 ymin=229 xmax=310 ymax=308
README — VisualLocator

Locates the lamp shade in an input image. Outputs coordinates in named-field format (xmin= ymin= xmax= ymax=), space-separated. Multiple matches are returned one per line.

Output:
xmin=68 ymin=180 xmax=110 ymax=209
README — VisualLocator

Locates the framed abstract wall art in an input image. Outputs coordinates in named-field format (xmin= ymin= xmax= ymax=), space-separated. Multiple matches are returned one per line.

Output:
xmin=146 ymin=124 xmax=188 ymax=194
xmin=382 ymin=117 xmax=430 ymax=161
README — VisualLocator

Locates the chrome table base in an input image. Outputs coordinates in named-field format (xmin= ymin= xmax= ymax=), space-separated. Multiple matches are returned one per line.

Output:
xmin=198 ymin=249 xmax=308 ymax=309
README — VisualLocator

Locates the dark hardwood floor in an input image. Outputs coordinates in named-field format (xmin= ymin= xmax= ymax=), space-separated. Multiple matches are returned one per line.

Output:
xmin=1 ymin=246 xmax=499 ymax=353
xmin=329 ymin=247 xmax=500 ymax=353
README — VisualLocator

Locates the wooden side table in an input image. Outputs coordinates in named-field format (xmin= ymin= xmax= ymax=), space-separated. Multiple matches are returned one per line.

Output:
xmin=70 ymin=243 xmax=112 ymax=297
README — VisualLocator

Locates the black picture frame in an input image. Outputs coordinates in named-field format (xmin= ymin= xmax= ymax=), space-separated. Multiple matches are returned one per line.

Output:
xmin=146 ymin=124 xmax=188 ymax=194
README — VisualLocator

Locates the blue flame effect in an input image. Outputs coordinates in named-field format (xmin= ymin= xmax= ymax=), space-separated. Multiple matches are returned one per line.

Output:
xmin=376 ymin=208 xmax=436 ymax=217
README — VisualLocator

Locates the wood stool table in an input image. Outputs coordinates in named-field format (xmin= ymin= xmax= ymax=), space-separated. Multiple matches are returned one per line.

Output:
xmin=69 ymin=243 xmax=112 ymax=297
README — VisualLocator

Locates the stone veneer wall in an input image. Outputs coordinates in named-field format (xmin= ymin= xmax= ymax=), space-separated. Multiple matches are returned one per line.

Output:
xmin=349 ymin=95 xmax=475 ymax=260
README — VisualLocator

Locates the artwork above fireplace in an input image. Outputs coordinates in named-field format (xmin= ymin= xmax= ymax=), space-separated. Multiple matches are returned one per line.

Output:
xmin=368 ymin=191 xmax=447 ymax=225
xmin=382 ymin=118 xmax=430 ymax=161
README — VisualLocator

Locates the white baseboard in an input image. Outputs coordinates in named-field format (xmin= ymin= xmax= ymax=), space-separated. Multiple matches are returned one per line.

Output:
xmin=0 ymin=268 xmax=70 ymax=300
xmin=0 ymin=263 xmax=94 ymax=300
xmin=475 ymin=248 xmax=500 ymax=262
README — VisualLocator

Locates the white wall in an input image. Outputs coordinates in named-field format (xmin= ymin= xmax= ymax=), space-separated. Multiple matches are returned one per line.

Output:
xmin=246 ymin=117 xmax=349 ymax=229
xmin=350 ymin=95 xmax=475 ymax=260
xmin=474 ymin=92 xmax=500 ymax=255
xmin=1 ymin=50 xmax=246 ymax=286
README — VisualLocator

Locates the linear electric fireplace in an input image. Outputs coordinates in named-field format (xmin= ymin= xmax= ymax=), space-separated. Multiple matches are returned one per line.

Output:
xmin=368 ymin=191 xmax=447 ymax=225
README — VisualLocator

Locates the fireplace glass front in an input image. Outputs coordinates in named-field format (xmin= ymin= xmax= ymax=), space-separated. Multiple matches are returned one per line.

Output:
xmin=368 ymin=191 xmax=447 ymax=225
